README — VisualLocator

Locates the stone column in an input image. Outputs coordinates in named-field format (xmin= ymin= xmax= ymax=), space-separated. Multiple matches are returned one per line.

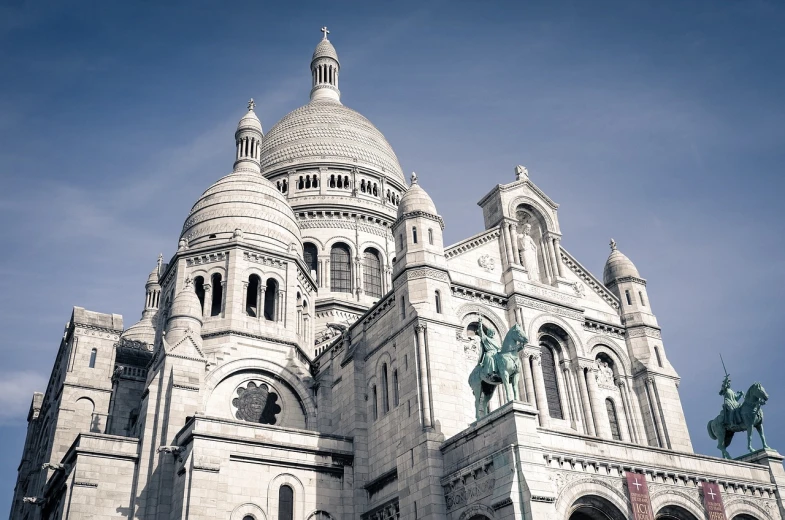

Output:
xmin=646 ymin=377 xmax=670 ymax=449
xmin=618 ymin=380 xmax=638 ymax=443
xmin=509 ymin=222 xmax=520 ymax=265
xmin=553 ymin=237 xmax=565 ymax=277
xmin=586 ymin=364 xmax=612 ymax=439
xmin=220 ymin=280 xmax=227 ymax=318
xmin=553 ymin=360 xmax=571 ymax=422
xmin=241 ymin=281 xmax=249 ymax=316
xmin=575 ymin=364 xmax=596 ymax=436
xmin=522 ymin=353 xmax=536 ymax=405
xmin=324 ymin=259 xmax=331 ymax=291
xmin=202 ymin=283 xmax=212 ymax=319
xmin=561 ymin=360 xmax=582 ymax=430
xmin=355 ymin=256 xmax=363 ymax=297
xmin=529 ymin=351 xmax=551 ymax=427
xmin=626 ymin=377 xmax=647 ymax=445
xmin=546 ymin=235 xmax=560 ymax=282
xmin=614 ymin=379 xmax=633 ymax=443
xmin=501 ymin=222 xmax=515 ymax=268
xmin=415 ymin=323 xmax=432 ymax=430
xmin=259 ymin=286 xmax=266 ymax=320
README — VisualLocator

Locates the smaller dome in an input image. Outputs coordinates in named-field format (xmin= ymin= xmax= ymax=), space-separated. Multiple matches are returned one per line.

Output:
xmin=121 ymin=316 xmax=156 ymax=345
xmin=397 ymin=172 xmax=437 ymax=219
xmin=603 ymin=239 xmax=641 ymax=285
xmin=168 ymin=281 xmax=203 ymax=325
xmin=145 ymin=266 xmax=160 ymax=287
xmin=237 ymin=99 xmax=262 ymax=134
xmin=313 ymin=39 xmax=339 ymax=62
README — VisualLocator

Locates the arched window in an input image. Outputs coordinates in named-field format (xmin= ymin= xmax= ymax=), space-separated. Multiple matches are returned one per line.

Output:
xmin=382 ymin=363 xmax=390 ymax=414
xmin=398 ymin=234 xmax=403 ymax=250
xmin=210 ymin=273 xmax=223 ymax=316
xmin=372 ymin=385 xmax=378 ymax=420
xmin=194 ymin=276 xmax=205 ymax=312
xmin=330 ymin=243 xmax=352 ymax=293
xmin=654 ymin=346 xmax=663 ymax=367
xmin=639 ymin=291 xmax=646 ymax=306
xmin=540 ymin=345 xmax=563 ymax=419
xmin=246 ymin=275 xmax=260 ymax=317
xmin=303 ymin=243 xmax=319 ymax=282
xmin=625 ymin=289 xmax=632 ymax=306
xmin=606 ymin=398 xmax=622 ymax=440
xmin=434 ymin=291 xmax=442 ymax=314
xmin=312 ymin=174 xmax=318 ymax=188
xmin=428 ymin=228 xmax=434 ymax=245
xmin=89 ymin=348 xmax=97 ymax=368
xmin=264 ymin=279 xmax=278 ymax=321
xmin=363 ymin=248 xmax=383 ymax=298
xmin=278 ymin=485 xmax=294 ymax=520
xmin=412 ymin=227 xmax=418 ymax=244
xmin=400 ymin=296 xmax=406 ymax=320
xmin=243 ymin=516 xmax=255 ymax=520
xmin=393 ymin=369 xmax=399 ymax=406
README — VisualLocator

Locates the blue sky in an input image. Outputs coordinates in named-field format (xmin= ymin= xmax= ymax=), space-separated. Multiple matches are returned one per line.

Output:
xmin=1 ymin=0 xmax=784 ymax=511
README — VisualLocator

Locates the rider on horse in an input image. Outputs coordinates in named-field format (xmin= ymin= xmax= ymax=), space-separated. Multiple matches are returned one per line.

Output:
xmin=720 ymin=373 xmax=744 ymax=430
xmin=477 ymin=317 xmax=501 ymax=383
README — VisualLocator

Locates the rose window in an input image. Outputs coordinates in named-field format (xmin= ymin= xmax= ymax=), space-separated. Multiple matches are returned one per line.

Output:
xmin=232 ymin=381 xmax=281 ymax=425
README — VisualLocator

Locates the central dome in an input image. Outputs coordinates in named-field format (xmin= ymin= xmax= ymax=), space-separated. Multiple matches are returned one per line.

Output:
xmin=259 ymin=99 xmax=405 ymax=184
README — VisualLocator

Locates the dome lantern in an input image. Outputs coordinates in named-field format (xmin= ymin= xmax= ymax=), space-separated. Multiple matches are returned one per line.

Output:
xmin=234 ymin=99 xmax=263 ymax=173
xmin=310 ymin=27 xmax=341 ymax=103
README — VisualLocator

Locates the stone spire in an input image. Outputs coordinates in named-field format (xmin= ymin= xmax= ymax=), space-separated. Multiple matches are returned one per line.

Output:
xmin=310 ymin=27 xmax=341 ymax=103
xmin=234 ymin=99 xmax=263 ymax=173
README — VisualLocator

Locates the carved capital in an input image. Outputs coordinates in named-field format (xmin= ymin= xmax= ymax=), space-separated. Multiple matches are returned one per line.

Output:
xmin=415 ymin=323 xmax=428 ymax=334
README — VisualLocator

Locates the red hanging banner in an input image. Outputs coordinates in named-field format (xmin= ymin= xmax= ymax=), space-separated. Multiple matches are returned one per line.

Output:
xmin=625 ymin=472 xmax=654 ymax=520
xmin=702 ymin=482 xmax=728 ymax=520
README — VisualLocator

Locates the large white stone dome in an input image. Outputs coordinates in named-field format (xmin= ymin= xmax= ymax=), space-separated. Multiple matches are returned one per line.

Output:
xmin=259 ymin=98 xmax=405 ymax=184
xmin=180 ymin=172 xmax=301 ymax=252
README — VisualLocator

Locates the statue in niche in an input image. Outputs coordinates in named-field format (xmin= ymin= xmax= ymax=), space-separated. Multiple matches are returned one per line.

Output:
xmin=596 ymin=359 xmax=614 ymax=387
xmin=517 ymin=223 xmax=541 ymax=282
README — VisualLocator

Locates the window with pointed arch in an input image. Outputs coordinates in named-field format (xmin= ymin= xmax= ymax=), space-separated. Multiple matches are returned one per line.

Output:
xmin=330 ymin=243 xmax=352 ymax=293
xmin=606 ymin=398 xmax=622 ymax=441
xmin=278 ymin=485 xmax=294 ymax=520
xmin=363 ymin=248 xmax=383 ymax=298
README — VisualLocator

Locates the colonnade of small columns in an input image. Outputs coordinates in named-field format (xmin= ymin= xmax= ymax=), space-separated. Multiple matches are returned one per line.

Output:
xmin=236 ymin=136 xmax=261 ymax=161
xmin=515 ymin=345 xmax=648 ymax=446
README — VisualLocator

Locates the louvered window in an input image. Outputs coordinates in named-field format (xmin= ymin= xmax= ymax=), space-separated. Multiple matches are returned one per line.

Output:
xmin=540 ymin=346 xmax=563 ymax=419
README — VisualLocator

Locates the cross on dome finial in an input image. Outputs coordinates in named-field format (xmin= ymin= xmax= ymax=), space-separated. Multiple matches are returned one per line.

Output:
xmin=610 ymin=238 xmax=617 ymax=251
xmin=247 ymin=98 xmax=255 ymax=111
xmin=321 ymin=26 xmax=330 ymax=40
xmin=411 ymin=172 xmax=418 ymax=185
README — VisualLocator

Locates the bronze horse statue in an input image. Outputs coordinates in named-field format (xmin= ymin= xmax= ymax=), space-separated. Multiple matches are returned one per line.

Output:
xmin=468 ymin=323 xmax=528 ymax=420
xmin=707 ymin=381 xmax=769 ymax=459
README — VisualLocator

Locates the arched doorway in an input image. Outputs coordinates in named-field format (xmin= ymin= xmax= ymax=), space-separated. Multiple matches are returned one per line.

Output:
xmin=656 ymin=504 xmax=700 ymax=520
xmin=568 ymin=495 xmax=627 ymax=520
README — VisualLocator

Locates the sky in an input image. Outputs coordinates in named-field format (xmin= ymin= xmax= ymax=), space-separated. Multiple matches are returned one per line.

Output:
xmin=1 ymin=0 xmax=784 ymax=512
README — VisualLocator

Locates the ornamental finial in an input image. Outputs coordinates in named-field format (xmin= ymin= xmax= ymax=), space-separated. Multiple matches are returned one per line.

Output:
xmin=321 ymin=26 xmax=330 ymax=40
xmin=157 ymin=253 xmax=163 ymax=273
xmin=247 ymin=98 xmax=255 ymax=111
xmin=609 ymin=238 xmax=617 ymax=251
xmin=411 ymin=172 xmax=418 ymax=185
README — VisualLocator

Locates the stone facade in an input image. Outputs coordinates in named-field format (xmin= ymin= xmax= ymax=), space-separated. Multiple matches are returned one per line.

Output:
xmin=10 ymin=32 xmax=784 ymax=520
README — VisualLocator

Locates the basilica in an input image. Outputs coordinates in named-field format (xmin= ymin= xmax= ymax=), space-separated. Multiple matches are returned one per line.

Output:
xmin=10 ymin=31 xmax=785 ymax=520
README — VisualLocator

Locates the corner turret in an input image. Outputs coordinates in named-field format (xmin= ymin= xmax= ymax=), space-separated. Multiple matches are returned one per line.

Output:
xmin=234 ymin=99 xmax=263 ymax=173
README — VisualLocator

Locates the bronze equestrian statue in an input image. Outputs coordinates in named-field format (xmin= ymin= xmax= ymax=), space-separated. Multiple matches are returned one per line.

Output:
xmin=707 ymin=372 xmax=770 ymax=459
xmin=468 ymin=317 xmax=527 ymax=420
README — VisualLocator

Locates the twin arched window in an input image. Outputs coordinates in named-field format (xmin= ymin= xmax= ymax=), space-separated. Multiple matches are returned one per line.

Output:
xmin=244 ymin=275 xmax=278 ymax=320
xmin=330 ymin=244 xmax=352 ymax=293
xmin=363 ymin=248 xmax=382 ymax=298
